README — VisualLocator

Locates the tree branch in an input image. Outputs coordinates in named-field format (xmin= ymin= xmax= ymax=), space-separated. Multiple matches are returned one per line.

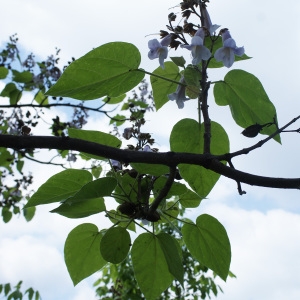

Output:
xmin=0 ymin=134 xmax=299 ymax=189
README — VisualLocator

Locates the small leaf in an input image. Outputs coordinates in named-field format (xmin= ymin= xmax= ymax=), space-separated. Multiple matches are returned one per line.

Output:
xmin=0 ymin=66 xmax=9 ymax=79
xmin=2 ymin=207 xmax=12 ymax=223
xmin=182 ymin=214 xmax=231 ymax=281
xmin=25 ymin=169 xmax=93 ymax=207
xmin=23 ymin=206 xmax=36 ymax=222
xmin=132 ymin=233 xmax=173 ymax=300
xmin=12 ymin=70 xmax=33 ymax=83
xmin=46 ymin=42 xmax=144 ymax=100
xmin=34 ymin=90 xmax=48 ymax=105
xmin=103 ymin=94 xmax=126 ymax=105
xmin=170 ymin=56 xmax=186 ymax=67
xmin=150 ymin=61 xmax=181 ymax=110
xmin=100 ymin=226 xmax=131 ymax=264
xmin=51 ymin=197 xmax=106 ymax=218
xmin=64 ymin=223 xmax=107 ymax=285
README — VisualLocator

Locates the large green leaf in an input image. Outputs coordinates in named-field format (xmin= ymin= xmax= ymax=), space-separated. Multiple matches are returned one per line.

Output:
xmin=50 ymin=197 xmax=105 ymax=218
xmin=130 ymin=163 xmax=169 ymax=176
xmin=64 ymin=223 xmax=106 ymax=285
xmin=46 ymin=42 xmax=144 ymax=100
xmin=150 ymin=61 xmax=181 ymax=110
xmin=68 ymin=128 xmax=121 ymax=160
xmin=182 ymin=214 xmax=231 ymax=281
xmin=132 ymin=233 xmax=174 ymax=300
xmin=214 ymin=69 xmax=280 ymax=142
xmin=25 ymin=169 xmax=93 ymax=207
xmin=170 ymin=119 xmax=229 ymax=198
xmin=100 ymin=226 xmax=131 ymax=264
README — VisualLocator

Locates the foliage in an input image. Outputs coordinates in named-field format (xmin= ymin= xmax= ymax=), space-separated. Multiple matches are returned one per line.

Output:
xmin=0 ymin=1 xmax=299 ymax=299
xmin=0 ymin=281 xmax=41 ymax=300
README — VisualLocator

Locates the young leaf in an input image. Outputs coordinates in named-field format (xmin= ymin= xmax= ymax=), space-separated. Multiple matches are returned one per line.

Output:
xmin=46 ymin=42 xmax=144 ymax=100
xmin=100 ymin=226 xmax=131 ymax=264
xmin=25 ymin=169 xmax=93 ymax=208
xmin=213 ymin=69 xmax=280 ymax=143
xmin=150 ymin=61 xmax=181 ymax=110
xmin=0 ymin=66 xmax=9 ymax=79
xmin=170 ymin=118 xmax=229 ymax=198
xmin=132 ymin=233 xmax=173 ymax=300
xmin=170 ymin=56 xmax=186 ymax=68
xmin=182 ymin=214 xmax=231 ymax=281
xmin=64 ymin=223 xmax=107 ymax=285
xmin=23 ymin=206 xmax=36 ymax=222
xmin=157 ymin=232 xmax=184 ymax=286
xmin=50 ymin=197 xmax=106 ymax=218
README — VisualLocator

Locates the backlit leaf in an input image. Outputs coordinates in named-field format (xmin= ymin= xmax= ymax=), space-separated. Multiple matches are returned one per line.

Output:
xmin=46 ymin=42 xmax=144 ymax=100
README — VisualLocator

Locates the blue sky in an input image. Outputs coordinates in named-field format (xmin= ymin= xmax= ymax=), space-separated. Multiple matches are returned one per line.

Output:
xmin=1 ymin=0 xmax=300 ymax=299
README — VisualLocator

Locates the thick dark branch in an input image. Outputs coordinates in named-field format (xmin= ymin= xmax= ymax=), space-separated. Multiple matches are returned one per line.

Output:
xmin=0 ymin=134 xmax=300 ymax=190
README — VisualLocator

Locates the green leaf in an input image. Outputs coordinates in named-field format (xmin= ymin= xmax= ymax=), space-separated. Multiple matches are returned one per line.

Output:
xmin=12 ymin=70 xmax=33 ymax=83
xmin=109 ymin=114 xmax=126 ymax=126
xmin=179 ymin=188 xmax=202 ymax=208
xmin=23 ymin=206 xmax=36 ymax=222
xmin=0 ymin=67 xmax=9 ymax=79
xmin=51 ymin=197 xmax=106 ymax=218
xmin=103 ymin=94 xmax=126 ymax=105
xmin=46 ymin=42 xmax=144 ymax=100
xmin=157 ymin=233 xmax=184 ymax=286
xmin=183 ymin=66 xmax=201 ymax=87
xmin=68 ymin=128 xmax=122 ymax=160
xmin=213 ymin=69 xmax=280 ymax=142
xmin=91 ymin=165 xmax=102 ymax=178
xmin=25 ymin=169 xmax=93 ymax=207
xmin=206 ymin=36 xmax=251 ymax=68
xmin=64 ymin=223 xmax=107 ymax=285
xmin=170 ymin=119 xmax=229 ymax=198
xmin=16 ymin=160 xmax=24 ymax=174
xmin=34 ymin=90 xmax=48 ymax=105
xmin=150 ymin=61 xmax=181 ymax=110
xmin=0 ymin=82 xmax=22 ymax=105
xmin=2 ymin=207 xmax=12 ymax=223
xmin=170 ymin=56 xmax=186 ymax=68
xmin=100 ymin=226 xmax=131 ymax=264
xmin=130 ymin=163 xmax=169 ymax=176
xmin=64 ymin=177 xmax=117 ymax=204
xmin=132 ymin=233 xmax=174 ymax=300
xmin=182 ymin=214 xmax=231 ymax=281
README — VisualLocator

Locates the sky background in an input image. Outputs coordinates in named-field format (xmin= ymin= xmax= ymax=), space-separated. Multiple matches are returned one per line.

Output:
xmin=1 ymin=0 xmax=300 ymax=299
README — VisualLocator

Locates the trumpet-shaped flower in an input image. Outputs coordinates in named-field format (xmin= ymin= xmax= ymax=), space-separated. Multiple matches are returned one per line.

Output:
xmin=180 ymin=28 xmax=211 ymax=65
xmin=202 ymin=5 xmax=220 ymax=35
xmin=168 ymin=76 xmax=189 ymax=109
xmin=214 ymin=29 xmax=245 ymax=68
xmin=148 ymin=34 xmax=172 ymax=69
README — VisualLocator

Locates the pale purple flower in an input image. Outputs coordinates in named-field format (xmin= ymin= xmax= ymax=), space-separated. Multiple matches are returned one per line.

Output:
xmin=202 ymin=6 xmax=220 ymax=35
xmin=148 ymin=34 xmax=172 ymax=69
xmin=168 ymin=76 xmax=189 ymax=109
xmin=180 ymin=28 xmax=211 ymax=65
xmin=123 ymin=127 xmax=133 ymax=140
xmin=214 ymin=29 xmax=245 ymax=68
xmin=110 ymin=159 xmax=122 ymax=171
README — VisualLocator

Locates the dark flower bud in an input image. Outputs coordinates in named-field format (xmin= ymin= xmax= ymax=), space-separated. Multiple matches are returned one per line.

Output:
xmin=241 ymin=124 xmax=264 ymax=138
xmin=118 ymin=202 xmax=136 ymax=217
xmin=182 ymin=9 xmax=192 ymax=19
xmin=160 ymin=30 xmax=169 ymax=38
xmin=168 ymin=12 xmax=176 ymax=22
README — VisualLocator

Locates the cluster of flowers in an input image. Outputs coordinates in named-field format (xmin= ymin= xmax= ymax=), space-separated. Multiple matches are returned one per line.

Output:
xmin=148 ymin=4 xmax=244 ymax=108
